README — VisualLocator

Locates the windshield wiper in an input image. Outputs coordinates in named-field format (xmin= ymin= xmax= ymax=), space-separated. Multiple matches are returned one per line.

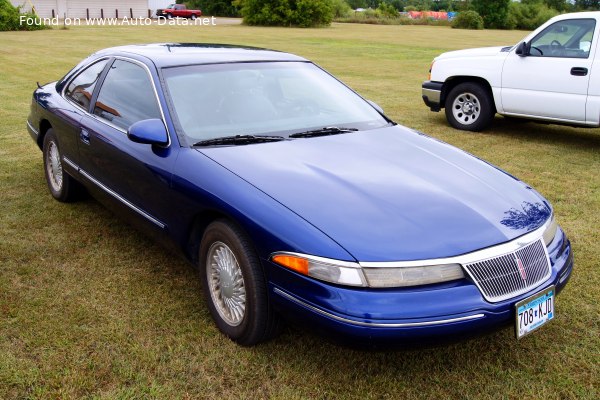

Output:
xmin=193 ymin=134 xmax=285 ymax=147
xmin=289 ymin=126 xmax=359 ymax=138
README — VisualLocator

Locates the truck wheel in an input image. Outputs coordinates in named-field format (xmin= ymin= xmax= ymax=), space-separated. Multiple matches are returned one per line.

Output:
xmin=445 ymin=82 xmax=495 ymax=132
xmin=167 ymin=13 xmax=173 ymax=19
xmin=191 ymin=14 xmax=196 ymax=20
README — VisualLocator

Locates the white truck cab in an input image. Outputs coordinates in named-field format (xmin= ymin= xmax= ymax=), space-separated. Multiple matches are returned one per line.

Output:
xmin=422 ymin=12 xmax=600 ymax=131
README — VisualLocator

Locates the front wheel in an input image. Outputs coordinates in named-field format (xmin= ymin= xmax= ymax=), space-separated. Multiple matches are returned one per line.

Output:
xmin=445 ymin=82 xmax=495 ymax=132
xmin=199 ymin=220 xmax=281 ymax=346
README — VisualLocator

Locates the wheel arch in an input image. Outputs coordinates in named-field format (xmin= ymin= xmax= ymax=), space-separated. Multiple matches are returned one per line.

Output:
xmin=442 ymin=76 xmax=496 ymax=113
xmin=185 ymin=210 xmax=259 ymax=268
xmin=37 ymin=119 xmax=53 ymax=149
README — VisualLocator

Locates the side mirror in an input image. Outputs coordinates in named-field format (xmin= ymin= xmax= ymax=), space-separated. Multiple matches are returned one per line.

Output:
xmin=515 ymin=42 xmax=529 ymax=57
xmin=127 ymin=119 xmax=169 ymax=146
xmin=367 ymin=100 xmax=385 ymax=114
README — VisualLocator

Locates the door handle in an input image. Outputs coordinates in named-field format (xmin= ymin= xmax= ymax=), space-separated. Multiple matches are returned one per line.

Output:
xmin=571 ymin=67 xmax=588 ymax=76
xmin=80 ymin=128 xmax=90 ymax=145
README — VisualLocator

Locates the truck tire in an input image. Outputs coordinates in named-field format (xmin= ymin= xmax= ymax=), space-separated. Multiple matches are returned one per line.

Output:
xmin=445 ymin=82 xmax=495 ymax=132
xmin=191 ymin=14 xmax=196 ymax=20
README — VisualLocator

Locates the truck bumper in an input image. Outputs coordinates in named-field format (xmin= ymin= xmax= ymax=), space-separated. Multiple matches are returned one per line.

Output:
xmin=422 ymin=81 xmax=443 ymax=112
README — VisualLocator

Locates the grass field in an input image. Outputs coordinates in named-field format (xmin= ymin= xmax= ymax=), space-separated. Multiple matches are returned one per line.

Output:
xmin=1 ymin=21 xmax=599 ymax=399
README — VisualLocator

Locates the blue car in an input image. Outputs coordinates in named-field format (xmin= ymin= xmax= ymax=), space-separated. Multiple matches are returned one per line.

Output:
xmin=27 ymin=44 xmax=573 ymax=346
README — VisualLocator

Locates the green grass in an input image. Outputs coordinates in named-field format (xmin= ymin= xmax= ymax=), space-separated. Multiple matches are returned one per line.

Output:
xmin=1 ymin=22 xmax=599 ymax=399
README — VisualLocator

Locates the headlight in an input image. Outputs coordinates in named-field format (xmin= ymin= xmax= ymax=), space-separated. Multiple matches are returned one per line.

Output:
xmin=542 ymin=214 xmax=559 ymax=246
xmin=271 ymin=253 xmax=366 ymax=287
xmin=270 ymin=253 xmax=465 ymax=288
xmin=362 ymin=263 xmax=464 ymax=288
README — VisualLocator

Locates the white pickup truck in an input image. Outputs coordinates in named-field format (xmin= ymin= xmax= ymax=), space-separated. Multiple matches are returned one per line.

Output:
xmin=422 ymin=12 xmax=600 ymax=131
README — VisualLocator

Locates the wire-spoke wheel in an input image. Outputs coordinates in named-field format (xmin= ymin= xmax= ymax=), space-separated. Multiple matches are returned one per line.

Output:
xmin=42 ymin=129 xmax=78 ymax=202
xmin=445 ymin=82 xmax=494 ymax=132
xmin=46 ymin=140 xmax=63 ymax=193
xmin=199 ymin=220 xmax=282 ymax=346
xmin=206 ymin=241 xmax=246 ymax=326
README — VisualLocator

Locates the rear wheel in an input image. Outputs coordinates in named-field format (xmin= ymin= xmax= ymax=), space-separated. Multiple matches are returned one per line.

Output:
xmin=42 ymin=129 xmax=78 ymax=202
xmin=190 ymin=14 xmax=196 ymax=20
xmin=445 ymin=82 xmax=494 ymax=132
xmin=199 ymin=220 xmax=281 ymax=346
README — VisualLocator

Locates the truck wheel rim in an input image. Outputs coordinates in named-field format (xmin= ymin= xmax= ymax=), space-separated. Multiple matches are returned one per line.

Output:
xmin=452 ymin=92 xmax=480 ymax=125
xmin=46 ymin=141 xmax=63 ymax=192
xmin=207 ymin=241 xmax=246 ymax=326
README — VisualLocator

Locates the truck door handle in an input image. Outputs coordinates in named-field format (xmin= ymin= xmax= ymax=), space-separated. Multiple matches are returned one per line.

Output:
xmin=571 ymin=67 xmax=588 ymax=76
xmin=80 ymin=128 xmax=90 ymax=145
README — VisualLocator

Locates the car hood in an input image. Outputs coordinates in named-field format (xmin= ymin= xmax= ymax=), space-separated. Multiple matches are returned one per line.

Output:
xmin=198 ymin=126 xmax=550 ymax=262
xmin=435 ymin=46 xmax=510 ymax=60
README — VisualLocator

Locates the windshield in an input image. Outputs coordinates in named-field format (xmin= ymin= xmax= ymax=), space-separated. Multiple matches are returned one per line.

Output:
xmin=162 ymin=62 xmax=389 ymax=144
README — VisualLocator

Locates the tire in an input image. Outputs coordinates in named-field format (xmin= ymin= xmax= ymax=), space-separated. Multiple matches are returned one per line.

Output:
xmin=445 ymin=82 xmax=495 ymax=132
xmin=190 ymin=14 xmax=196 ymax=20
xmin=199 ymin=220 xmax=281 ymax=346
xmin=42 ymin=129 xmax=78 ymax=202
xmin=167 ymin=13 xmax=173 ymax=19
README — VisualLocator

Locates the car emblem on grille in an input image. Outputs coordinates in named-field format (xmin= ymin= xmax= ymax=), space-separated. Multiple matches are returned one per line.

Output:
xmin=516 ymin=257 xmax=527 ymax=280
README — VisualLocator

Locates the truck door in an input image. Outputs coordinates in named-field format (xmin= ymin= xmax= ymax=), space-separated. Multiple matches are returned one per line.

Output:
xmin=501 ymin=18 xmax=597 ymax=124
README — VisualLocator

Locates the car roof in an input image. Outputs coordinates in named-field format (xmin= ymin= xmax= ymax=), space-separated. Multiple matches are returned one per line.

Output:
xmin=94 ymin=43 xmax=308 ymax=68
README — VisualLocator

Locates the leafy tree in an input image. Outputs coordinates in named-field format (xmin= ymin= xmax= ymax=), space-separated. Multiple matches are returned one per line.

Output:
xmin=346 ymin=0 xmax=368 ymax=8
xmin=573 ymin=0 xmax=600 ymax=10
xmin=238 ymin=0 xmax=334 ymax=27
xmin=471 ymin=0 xmax=510 ymax=29
xmin=377 ymin=1 xmax=398 ymax=16
xmin=451 ymin=9 xmax=484 ymax=29
xmin=0 ymin=0 xmax=47 ymax=31
xmin=542 ymin=0 xmax=569 ymax=12
xmin=331 ymin=0 xmax=352 ymax=17
xmin=178 ymin=1 xmax=241 ymax=17
xmin=507 ymin=1 xmax=558 ymax=30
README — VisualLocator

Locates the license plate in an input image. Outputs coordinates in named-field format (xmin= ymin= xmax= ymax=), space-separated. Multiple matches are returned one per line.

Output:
xmin=515 ymin=285 xmax=555 ymax=339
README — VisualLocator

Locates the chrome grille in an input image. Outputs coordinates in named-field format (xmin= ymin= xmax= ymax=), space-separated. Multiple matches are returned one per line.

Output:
xmin=463 ymin=239 xmax=551 ymax=302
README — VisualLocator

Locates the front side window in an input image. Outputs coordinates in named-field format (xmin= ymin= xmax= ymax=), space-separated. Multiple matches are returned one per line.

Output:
xmin=162 ymin=62 xmax=389 ymax=143
xmin=64 ymin=59 xmax=108 ymax=111
xmin=529 ymin=19 xmax=596 ymax=58
xmin=93 ymin=59 xmax=161 ymax=130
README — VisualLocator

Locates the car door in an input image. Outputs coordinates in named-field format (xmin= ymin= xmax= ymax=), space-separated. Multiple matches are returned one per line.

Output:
xmin=78 ymin=57 xmax=177 ymax=233
xmin=56 ymin=58 xmax=110 ymax=172
xmin=501 ymin=18 xmax=597 ymax=123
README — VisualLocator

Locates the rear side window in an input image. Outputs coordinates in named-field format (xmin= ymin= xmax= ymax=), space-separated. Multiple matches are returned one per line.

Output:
xmin=93 ymin=59 xmax=161 ymax=130
xmin=64 ymin=59 xmax=108 ymax=111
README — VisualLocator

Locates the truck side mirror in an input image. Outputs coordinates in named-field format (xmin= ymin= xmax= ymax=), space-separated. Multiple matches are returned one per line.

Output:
xmin=515 ymin=42 xmax=529 ymax=57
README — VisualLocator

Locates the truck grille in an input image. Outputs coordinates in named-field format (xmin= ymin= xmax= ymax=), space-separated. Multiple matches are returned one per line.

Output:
xmin=463 ymin=239 xmax=551 ymax=303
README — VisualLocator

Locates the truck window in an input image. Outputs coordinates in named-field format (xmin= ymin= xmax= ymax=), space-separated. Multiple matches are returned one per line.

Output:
xmin=529 ymin=19 xmax=596 ymax=59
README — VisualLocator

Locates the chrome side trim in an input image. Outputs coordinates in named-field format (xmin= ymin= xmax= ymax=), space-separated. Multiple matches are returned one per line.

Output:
xmin=62 ymin=156 xmax=78 ymax=171
xmin=77 ymin=168 xmax=166 ymax=229
xmin=27 ymin=120 xmax=39 ymax=137
xmin=360 ymin=219 xmax=551 ymax=268
xmin=273 ymin=287 xmax=485 ymax=328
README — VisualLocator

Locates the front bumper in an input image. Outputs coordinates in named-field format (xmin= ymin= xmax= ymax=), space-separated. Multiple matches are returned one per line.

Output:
xmin=267 ymin=228 xmax=573 ymax=347
xmin=422 ymin=80 xmax=443 ymax=112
